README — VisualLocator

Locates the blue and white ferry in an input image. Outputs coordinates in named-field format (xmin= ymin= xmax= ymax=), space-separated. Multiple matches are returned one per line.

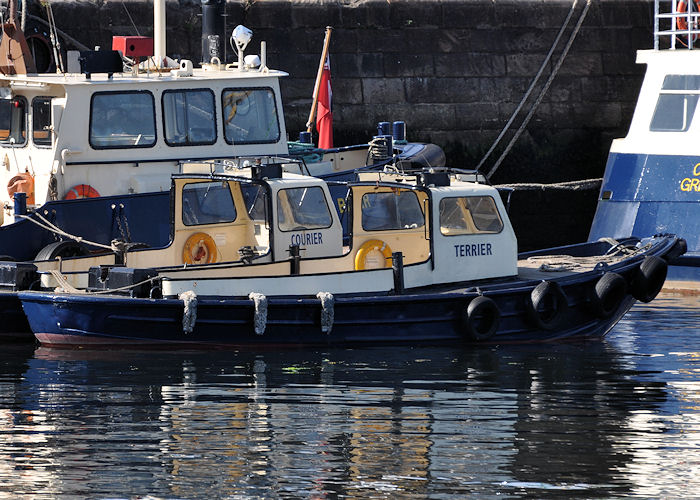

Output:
xmin=589 ymin=0 xmax=700 ymax=293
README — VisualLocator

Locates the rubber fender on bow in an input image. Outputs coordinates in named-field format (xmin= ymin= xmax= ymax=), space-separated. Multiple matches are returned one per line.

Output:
xmin=182 ymin=232 xmax=218 ymax=265
xmin=34 ymin=240 xmax=87 ymax=261
xmin=631 ymin=255 xmax=668 ymax=303
xmin=526 ymin=280 xmax=569 ymax=330
xmin=462 ymin=295 xmax=500 ymax=341
xmin=590 ymin=272 xmax=627 ymax=319
xmin=354 ymin=239 xmax=393 ymax=270
xmin=64 ymin=184 xmax=100 ymax=200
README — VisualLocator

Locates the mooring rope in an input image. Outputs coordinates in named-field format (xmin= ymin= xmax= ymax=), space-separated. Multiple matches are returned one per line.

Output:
xmin=17 ymin=212 xmax=114 ymax=251
xmin=476 ymin=0 xmax=579 ymax=173
xmin=481 ymin=0 xmax=592 ymax=181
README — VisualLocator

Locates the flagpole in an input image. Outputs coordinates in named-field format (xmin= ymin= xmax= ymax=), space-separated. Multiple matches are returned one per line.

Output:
xmin=306 ymin=26 xmax=333 ymax=133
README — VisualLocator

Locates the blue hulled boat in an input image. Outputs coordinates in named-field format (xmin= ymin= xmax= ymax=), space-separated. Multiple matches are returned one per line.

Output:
xmin=589 ymin=0 xmax=700 ymax=293
xmin=16 ymin=166 xmax=684 ymax=347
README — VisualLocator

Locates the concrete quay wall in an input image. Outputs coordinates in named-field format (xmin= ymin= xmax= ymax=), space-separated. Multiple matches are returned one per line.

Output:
xmin=38 ymin=0 xmax=654 ymax=248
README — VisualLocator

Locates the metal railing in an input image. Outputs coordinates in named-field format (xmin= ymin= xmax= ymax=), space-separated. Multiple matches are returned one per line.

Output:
xmin=655 ymin=0 xmax=700 ymax=49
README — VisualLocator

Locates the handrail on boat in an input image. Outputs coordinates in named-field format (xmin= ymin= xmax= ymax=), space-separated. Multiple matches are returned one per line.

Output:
xmin=655 ymin=0 xmax=700 ymax=49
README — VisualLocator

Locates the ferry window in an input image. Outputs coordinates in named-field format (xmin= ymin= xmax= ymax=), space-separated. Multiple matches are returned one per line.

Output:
xmin=361 ymin=190 xmax=424 ymax=231
xmin=32 ymin=97 xmax=52 ymax=146
xmin=0 ymin=97 xmax=27 ymax=145
xmin=439 ymin=196 xmax=503 ymax=235
xmin=222 ymin=88 xmax=280 ymax=144
xmin=162 ymin=89 xmax=216 ymax=146
xmin=277 ymin=186 xmax=332 ymax=231
xmin=182 ymin=181 xmax=236 ymax=226
xmin=661 ymin=75 xmax=700 ymax=90
xmin=650 ymin=94 xmax=698 ymax=132
xmin=89 ymin=91 xmax=156 ymax=148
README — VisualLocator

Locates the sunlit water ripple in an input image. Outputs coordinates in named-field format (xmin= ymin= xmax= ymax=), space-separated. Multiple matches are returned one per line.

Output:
xmin=0 ymin=293 xmax=697 ymax=498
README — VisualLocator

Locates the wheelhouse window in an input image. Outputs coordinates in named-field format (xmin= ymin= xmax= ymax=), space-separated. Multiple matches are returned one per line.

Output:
xmin=241 ymin=184 xmax=269 ymax=222
xmin=222 ymin=88 xmax=280 ymax=144
xmin=439 ymin=196 xmax=503 ymax=235
xmin=361 ymin=190 xmax=424 ymax=231
xmin=277 ymin=186 xmax=332 ymax=231
xmin=32 ymin=97 xmax=52 ymax=146
xmin=650 ymin=75 xmax=700 ymax=132
xmin=89 ymin=91 xmax=156 ymax=148
xmin=182 ymin=181 xmax=236 ymax=226
xmin=162 ymin=89 xmax=216 ymax=146
xmin=0 ymin=97 xmax=27 ymax=145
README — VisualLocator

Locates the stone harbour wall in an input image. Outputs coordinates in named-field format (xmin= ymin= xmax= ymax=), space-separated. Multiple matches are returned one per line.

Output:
xmin=34 ymin=0 xmax=655 ymax=249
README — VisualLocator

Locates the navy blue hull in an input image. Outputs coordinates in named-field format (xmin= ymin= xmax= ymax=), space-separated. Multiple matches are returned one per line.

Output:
xmin=589 ymin=152 xmax=700 ymax=285
xmin=0 ymin=292 xmax=33 ymax=342
xmin=19 ymin=236 xmax=680 ymax=347
xmin=20 ymin=287 xmax=634 ymax=347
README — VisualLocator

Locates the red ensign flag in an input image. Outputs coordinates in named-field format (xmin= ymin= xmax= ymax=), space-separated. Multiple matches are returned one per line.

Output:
xmin=316 ymin=56 xmax=333 ymax=148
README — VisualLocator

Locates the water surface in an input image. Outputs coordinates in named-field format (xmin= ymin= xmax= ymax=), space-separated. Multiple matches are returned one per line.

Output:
xmin=0 ymin=294 xmax=698 ymax=498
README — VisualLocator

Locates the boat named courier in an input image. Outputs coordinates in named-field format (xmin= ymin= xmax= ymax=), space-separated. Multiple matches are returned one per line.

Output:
xmin=16 ymin=166 xmax=685 ymax=347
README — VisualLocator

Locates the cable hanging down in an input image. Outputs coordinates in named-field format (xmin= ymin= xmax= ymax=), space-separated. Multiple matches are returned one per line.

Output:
xmin=477 ymin=0 xmax=592 ymax=181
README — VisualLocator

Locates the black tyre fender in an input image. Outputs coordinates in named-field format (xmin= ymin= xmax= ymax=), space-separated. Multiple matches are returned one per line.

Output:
xmin=462 ymin=295 xmax=500 ymax=341
xmin=526 ymin=280 xmax=569 ymax=330
xmin=0 ymin=255 xmax=16 ymax=262
xmin=34 ymin=240 xmax=87 ymax=261
xmin=631 ymin=255 xmax=667 ymax=303
xmin=590 ymin=272 xmax=627 ymax=318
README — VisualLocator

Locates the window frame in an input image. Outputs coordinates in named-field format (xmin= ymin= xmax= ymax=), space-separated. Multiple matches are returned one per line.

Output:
xmin=649 ymin=74 xmax=700 ymax=132
xmin=438 ymin=195 xmax=504 ymax=236
xmin=360 ymin=189 xmax=426 ymax=232
xmin=221 ymin=86 xmax=281 ymax=145
xmin=31 ymin=96 xmax=54 ymax=147
xmin=276 ymin=186 xmax=334 ymax=232
xmin=0 ymin=96 xmax=28 ymax=147
xmin=88 ymin=90 xmax=157 ymax=150
xmin=181 ymin=180 xmax=238 ymax=227
xmin=161 ymin=88 xmax=217 ymax=147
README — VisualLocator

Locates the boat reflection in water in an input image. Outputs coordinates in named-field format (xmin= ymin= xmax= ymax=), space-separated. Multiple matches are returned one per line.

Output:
xmin=0 ymin=302 xmax=697 ymax=499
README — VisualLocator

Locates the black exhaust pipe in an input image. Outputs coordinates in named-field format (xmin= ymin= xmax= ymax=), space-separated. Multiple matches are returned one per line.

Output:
xmin=201 ymin=0 xmax=225 ymax=64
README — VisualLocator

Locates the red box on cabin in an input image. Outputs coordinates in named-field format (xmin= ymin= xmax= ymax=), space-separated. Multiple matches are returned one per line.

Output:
xmin=112 ymin=36 xmax=154 ymax=58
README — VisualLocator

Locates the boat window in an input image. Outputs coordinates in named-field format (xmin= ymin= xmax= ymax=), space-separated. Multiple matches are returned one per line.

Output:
xmin=361 ymin=189 xmax=424 ymax=231
xmin=241 ymin=184 xmax=268 ymax=222
xmin=277 ymin=186 xmax=333 ymax=231
xmin=89 ymin=91 xmax=156 ymax=148
xmin=650 ymin=94 xmax=698 ymax=131
xmin=0 ymin=97 xmax=27 ymax=146
xmin=162 ymin=89 xmax=216 ymax=146
xmin=649 ymin=75 xmax=700 ymax=132
xmin=32 ymin=97 xmax=53 ymax=146
xmin=222 ymin=88 xmax=280 ymax=144
xmin=661 ymin=75 xmax=700 ymax=90
xmin=439 ymin=196 xmax=503 ymax=235
xmin=181 ymin=181 xmax=236 ymax=226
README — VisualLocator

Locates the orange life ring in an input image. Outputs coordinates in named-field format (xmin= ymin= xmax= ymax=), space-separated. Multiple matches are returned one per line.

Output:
xmin=354 ymin=239 xmax=393 ymax=270
xmin=182 ymin=232 xmax=218 ymax=265
xmin=7 ymin=172 xmax=35 ymax=205
xmin=677 ymin=1 xmax=700 ymax=38
xmin=64 ymin=184 xmax=100 ymax=200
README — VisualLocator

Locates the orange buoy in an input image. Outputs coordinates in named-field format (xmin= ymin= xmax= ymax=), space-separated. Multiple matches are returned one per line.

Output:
xmin=677 ymin=1 xmax=700 ymax=41
xmin=64 ymin=184 xmax=100 ymax=200
xmin=7 ymin=172 xmax=35 ymax=205
xmin=182 ymin=232 xmax=218 ymax=265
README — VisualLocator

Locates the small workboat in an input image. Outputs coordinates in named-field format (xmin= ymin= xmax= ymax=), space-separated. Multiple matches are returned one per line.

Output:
xmin=16 ymin=165 xmax=684 ymax=347
xmin=589 ymin=0 xmax=700 ymax=293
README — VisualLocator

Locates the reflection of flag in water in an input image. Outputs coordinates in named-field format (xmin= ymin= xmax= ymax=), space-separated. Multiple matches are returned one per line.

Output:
xmin=316 ymin=56 xmax=333 ymax=148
